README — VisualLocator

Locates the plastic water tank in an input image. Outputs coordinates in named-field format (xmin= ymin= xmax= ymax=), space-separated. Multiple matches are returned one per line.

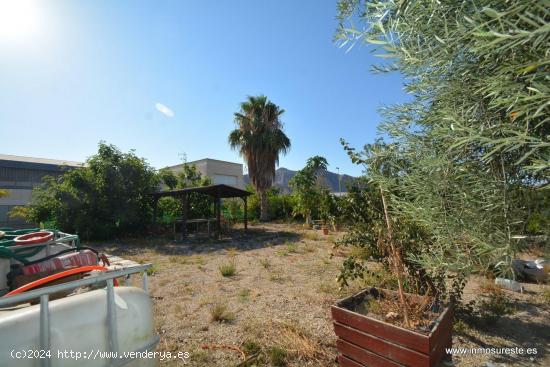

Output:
xmin=0 ymin=287 xmax=159 ymax=366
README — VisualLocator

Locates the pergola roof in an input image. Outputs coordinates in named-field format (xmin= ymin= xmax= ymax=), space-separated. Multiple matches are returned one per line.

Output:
xmin=152 ymin=184 xmax=252 ymax=200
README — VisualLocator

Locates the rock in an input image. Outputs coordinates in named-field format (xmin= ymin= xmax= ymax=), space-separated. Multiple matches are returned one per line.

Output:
xmin=385 ymin=311 xmax=399 ymax=320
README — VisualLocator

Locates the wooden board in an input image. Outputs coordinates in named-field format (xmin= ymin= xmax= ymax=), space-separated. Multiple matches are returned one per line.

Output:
xmin=332 ymin=304 xmax=430 ymax=353
xmin=333 ymin=322 xmax=430 ymax=366
xmin=337 ymin=338 xmax=405 ymax=367
xmin=338 ymin=355 xmax=364 ymax=367
xmin=105 ymin=254 xmax=142 ymax=270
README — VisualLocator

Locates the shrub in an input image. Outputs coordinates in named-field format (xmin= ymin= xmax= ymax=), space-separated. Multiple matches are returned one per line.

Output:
xmin=477 ymin=290 xmax=515 ymax=325
xmin=289 ymin=156 xmax=328 ymax=224
xmin=219 ymin=261 xmax=237 ymax=277
xmin=267 ymin=346 xmax=287 ymax=366
xmin=210 ymin=303 xmax=235 ymax=323
xmin=238 ymin=289 xmax=251 ymax=302
xmin=259 ymin=258 xmax=271 ymax=269
xmin=242 ymin=340 xmax=262 ymax=356
xmin=278 ymin=242 xmax=298 ymax=256
xmin=145 ymin=264 xmax=159 ymax=276
xmin=245 ymin=185 xmax=295 ymax=221
xmin=13 ymin=142 xmax=159 ymax=239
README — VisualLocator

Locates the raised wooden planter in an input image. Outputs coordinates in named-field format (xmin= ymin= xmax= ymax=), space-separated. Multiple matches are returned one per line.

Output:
xmin=331 ymin=288 xmax=453 ymax=367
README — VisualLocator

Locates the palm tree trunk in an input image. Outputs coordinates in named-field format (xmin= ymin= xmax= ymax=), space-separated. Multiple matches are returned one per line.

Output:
xmin=259 ymin=190 xmax=269 ymax=221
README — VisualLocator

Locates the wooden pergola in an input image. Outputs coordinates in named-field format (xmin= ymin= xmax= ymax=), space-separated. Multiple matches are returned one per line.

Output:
xmin=151 ymin=184 xmax=252 ymax=238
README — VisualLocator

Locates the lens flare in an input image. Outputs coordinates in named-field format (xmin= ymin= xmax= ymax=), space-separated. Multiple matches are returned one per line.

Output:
xmin=0 ymin=0 xmax=43 ymax=42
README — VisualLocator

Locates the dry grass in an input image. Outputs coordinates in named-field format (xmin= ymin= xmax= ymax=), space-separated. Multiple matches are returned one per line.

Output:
xmin=93 ymin=223 xmax=550 ymax=367
xmin=210 ymin=303 xmax=235 ymax=323
xmin=303 ymin=231 xmax=321 ymax=241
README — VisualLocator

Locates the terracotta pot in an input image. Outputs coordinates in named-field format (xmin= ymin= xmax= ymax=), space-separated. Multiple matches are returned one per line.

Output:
xmin=331 ymin=288 xmax=452 ymax=367
xmin=323 ymin=227 xmax=329 ymax=235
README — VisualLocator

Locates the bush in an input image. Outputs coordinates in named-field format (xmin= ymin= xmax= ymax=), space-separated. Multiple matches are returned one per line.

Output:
xmin=210 ymin=303 xmax=235 ymax=323
xmin=267 ymin=346 xmax=287 ymax=366
xmin=219 ymin=261 xmax=237 ymax=277
xmin=245 ymin=185 xmax=294 ymax=221
xmin=15 ymin=142 xmax=158 ymax=239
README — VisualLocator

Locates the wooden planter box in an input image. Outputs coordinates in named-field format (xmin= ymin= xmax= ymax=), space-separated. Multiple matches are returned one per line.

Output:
xmin=331 ymin=288 xmax=453 ymax=367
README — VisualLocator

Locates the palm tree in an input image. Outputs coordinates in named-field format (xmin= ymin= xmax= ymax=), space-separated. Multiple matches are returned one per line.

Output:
xmin=229 ymin=95 xmax=291 ymax=221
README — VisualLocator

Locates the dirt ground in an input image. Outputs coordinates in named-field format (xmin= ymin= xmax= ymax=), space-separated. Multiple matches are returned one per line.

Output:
xmin=91 ymin=223 xmax=550 ymax=367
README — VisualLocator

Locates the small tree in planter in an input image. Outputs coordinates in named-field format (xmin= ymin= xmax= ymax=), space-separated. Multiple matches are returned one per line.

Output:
xmin=331 ymin=0 xmax=545 ymax=363
xmin=331 ymin=141 xmax=465 ymax=366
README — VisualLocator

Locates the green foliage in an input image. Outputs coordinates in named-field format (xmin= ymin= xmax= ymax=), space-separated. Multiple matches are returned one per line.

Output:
xmin=477 ymin=291 xmax=516 ymax=325
xmin=16 ymin=142 xmax=159 ymax=239
xmin=335 ymin=0 xmax=549 ymax=305
xmin=238 ymin=288 xmax=251 ymax=302
xmin=319 ymin=188 xmax=339 ymax=224
xmin=229 ymin=95 xmax=291 ymax=221
xmin=289 ymin=156 xmax=329 ymax=224
xmin=219 ymin=261 xmax=237 ymax=277
xmin=155 ymin=163 xmax=213 ymax=224
xmin=209 ymin=303 xmax=235 ymax=323
xmin=158 ymin=168 xmax=178 ymax=190
xmin=336 ymin=180 xmax=439 ymax=295
xmin=0 ymin=189 xmax=8 ymax=198
xmin=457 ymin=286 xmax=516 ymax=327
xmin=278 ymin=242 xmax=298 ymax=256
xmin=242 ymin=340 xmax=262 ymax=356
xmin=337 ymin=0 xmax=549 ymax=179
xmin=245 ymin=185 xmax=294 ymax=221
xmin=267 ymin=346 xmax=287 ymax=367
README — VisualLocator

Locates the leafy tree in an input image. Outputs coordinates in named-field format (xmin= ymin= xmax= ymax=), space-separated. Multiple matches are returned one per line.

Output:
xmin=319 ymin=188 xmax=338 ymax=226
xmin=229 ymin=95 xmax=291 ymax=221
xmin=245 ymin=185 xmax=294 ymax=221
xmin=158 ymin=168 xmax=178 ymax=190
xmin=289 ymin=156 xmax=328 ymax=224
xmin=16 ymin=142 xmax=159 ymax=239
xmin=335 ymin=0 xmax=549 ymax=320
xmin=156 ymin=163 xmax=213 ymax=224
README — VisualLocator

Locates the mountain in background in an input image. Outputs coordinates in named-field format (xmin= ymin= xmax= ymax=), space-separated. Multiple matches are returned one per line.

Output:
xmin=244 ymin=167 xmax=356 ymax=194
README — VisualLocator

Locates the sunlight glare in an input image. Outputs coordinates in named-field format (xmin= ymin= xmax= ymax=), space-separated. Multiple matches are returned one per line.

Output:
xmin=0 ymin=0 xmax=43 ymax=42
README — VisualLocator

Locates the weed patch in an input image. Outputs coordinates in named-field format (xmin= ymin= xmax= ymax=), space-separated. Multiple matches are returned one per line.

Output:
xmin=210 ymin=303 xmax=235 ymax=323
xmin=268 ymin=346 xmax=287 ymax=366
xmin=278 ymin=242 xmax=298 ymax=256
xmin=219 ymin=261 xmax=237 ymax=277
xmin=259 ymin=258 xmax=271 ymax=269
xmin=238 ymin=288 xmax=251 ymax=302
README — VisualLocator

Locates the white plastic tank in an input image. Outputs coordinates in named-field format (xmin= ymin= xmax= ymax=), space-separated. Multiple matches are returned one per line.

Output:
xmin=0 ymin=287 xmax=159 ymax=366
xmin=0 ymin=258 xmax=9 ymax=293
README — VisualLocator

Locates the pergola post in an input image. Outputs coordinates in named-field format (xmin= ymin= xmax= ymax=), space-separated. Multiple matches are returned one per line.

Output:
xmin=243 ymin=196 xmax=248 ymax=231
xmin=181 ymin=192 xmax=188 ymax=239
xmin=151 ymin=185 xmax=251 ymax=241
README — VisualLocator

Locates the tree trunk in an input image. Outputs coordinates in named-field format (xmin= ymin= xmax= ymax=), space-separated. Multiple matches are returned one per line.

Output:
xmin=259 ymin=190 xmax=269 ymax=222
xmin=379 ymin=186 xmax=411 ymax=329
xmin=305 ymin=212 xmax=312 ymax=226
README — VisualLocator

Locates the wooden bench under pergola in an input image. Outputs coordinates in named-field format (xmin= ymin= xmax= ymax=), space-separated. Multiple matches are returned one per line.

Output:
xmin=151 ymin=184 xmax=252 ymax=239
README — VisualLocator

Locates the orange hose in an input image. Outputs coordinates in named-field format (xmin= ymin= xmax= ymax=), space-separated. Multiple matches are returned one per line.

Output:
xmin=4 ymin=265 xmax=110 ymax=297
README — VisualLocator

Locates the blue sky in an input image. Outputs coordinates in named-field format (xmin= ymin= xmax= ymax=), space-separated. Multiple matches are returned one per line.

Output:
xmin=0 ymin=0 xmax=407 ymax=176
